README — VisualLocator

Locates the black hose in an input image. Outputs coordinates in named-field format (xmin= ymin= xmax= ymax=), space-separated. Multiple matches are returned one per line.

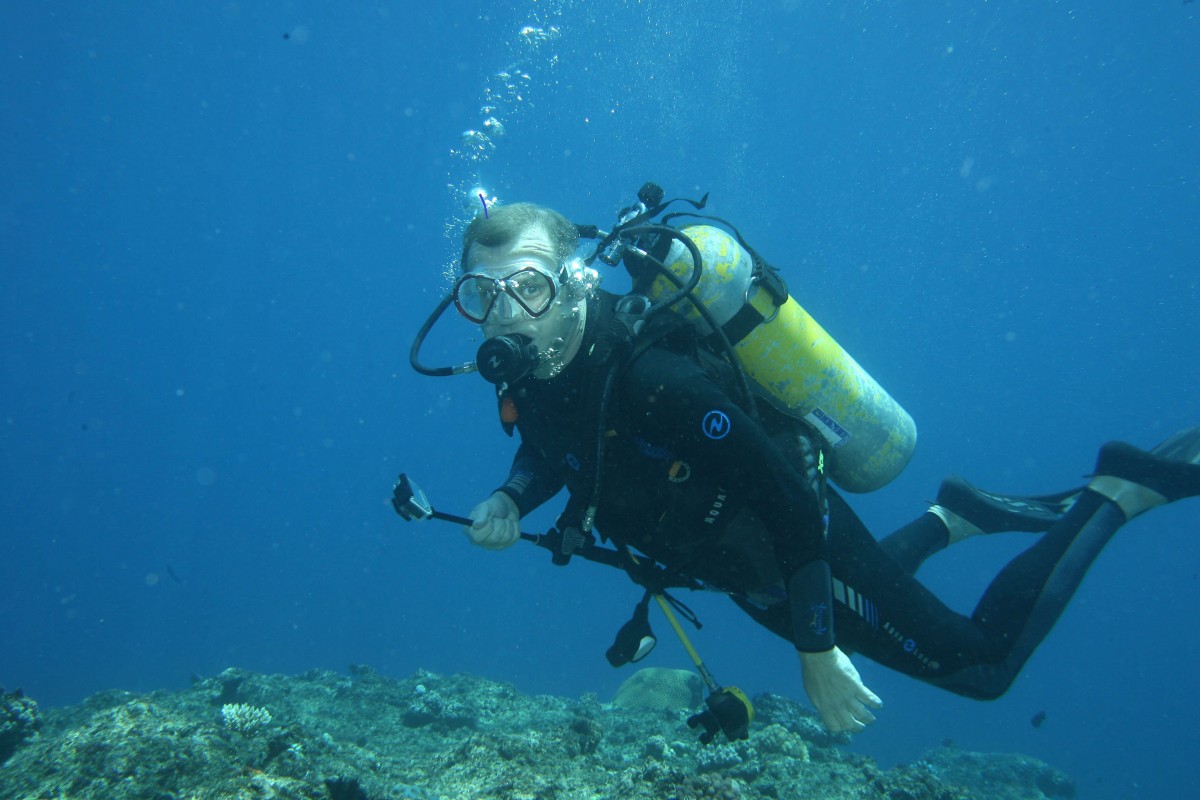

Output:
xmin=621 ymin=228 xmax=761 ymax=421
xmin=409 ymin=292 xmax=475 ymax=377
xmin=618 ymin=224 xmax=704 ymax=315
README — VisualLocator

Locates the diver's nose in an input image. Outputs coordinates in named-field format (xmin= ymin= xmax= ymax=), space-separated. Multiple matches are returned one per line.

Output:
xmin=489 ymin=292 xmax=523 ymax=322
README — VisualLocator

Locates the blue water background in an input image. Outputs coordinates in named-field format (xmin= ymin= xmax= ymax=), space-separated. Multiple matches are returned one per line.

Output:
xmin=3 ymin=2 xmax=1197 ymax=798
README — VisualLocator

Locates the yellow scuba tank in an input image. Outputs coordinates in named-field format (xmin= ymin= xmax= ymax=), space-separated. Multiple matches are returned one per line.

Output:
xmin=648 ymin=225 xmax=916 ymax=493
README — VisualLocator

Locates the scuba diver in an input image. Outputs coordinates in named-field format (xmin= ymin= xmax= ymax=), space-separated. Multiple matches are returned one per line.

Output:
xmin=402 ymin=191 xmax=1200 ymax=735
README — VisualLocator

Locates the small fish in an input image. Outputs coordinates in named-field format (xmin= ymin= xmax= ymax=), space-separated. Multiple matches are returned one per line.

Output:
xmin=1031 ymin=710 xmax=1047 ymax=728
xmin=166 ymin=563 xmax=183 ymax=584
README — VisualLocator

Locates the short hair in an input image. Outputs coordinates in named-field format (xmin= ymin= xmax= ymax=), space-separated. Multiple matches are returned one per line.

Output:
xmin=460 ymin=202 xmax=579 ymax=272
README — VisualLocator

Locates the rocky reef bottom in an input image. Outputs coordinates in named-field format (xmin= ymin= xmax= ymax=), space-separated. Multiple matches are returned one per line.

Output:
xmin=0 ymin=666 xmax=1076 ymax=800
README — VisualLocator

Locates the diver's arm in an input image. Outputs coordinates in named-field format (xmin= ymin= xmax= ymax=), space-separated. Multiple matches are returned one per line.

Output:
xmin=466 ymin=443 xmax=564 ymax=550
xmin=495 ymin=442 xmax=564 ymax=517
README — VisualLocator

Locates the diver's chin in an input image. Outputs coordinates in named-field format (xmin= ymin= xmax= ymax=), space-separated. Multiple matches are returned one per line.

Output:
xmin=531 ymin=338 xmax=570 ymax=380
xmin=532 ymin=313 xmax=589 ymax=379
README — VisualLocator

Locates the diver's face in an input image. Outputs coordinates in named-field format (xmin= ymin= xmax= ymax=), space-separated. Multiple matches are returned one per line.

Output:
xmin=463 ymin=224 xmax=587 ymax=378
xmin=463 ymin=226 xmax=561 ymax=338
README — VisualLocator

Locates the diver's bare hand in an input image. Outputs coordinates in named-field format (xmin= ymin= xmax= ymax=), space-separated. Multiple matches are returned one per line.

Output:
xmin=465 ymin=492 xmax=521 ymax=550
xmin=798 ymin=646 xmax=883 ymax=733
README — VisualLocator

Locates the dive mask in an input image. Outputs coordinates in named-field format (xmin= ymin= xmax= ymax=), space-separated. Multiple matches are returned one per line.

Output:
xmin=453 ymin=259 xmax=559 ymax=325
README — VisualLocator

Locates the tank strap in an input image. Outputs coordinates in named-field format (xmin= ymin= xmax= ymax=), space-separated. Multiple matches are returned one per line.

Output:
xmin=703 ymin=267 xmax=787 ymax=352
xmin=708 ymin=303 xmax=764 ymax=350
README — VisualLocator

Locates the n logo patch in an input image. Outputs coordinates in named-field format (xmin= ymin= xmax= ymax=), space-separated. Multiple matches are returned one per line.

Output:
xmin=702 ymin=410 xmax=732 ymax=440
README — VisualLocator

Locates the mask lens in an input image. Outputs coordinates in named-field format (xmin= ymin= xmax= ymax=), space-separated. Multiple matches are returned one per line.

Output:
xmin=506 ymin=267 xmax=556 ymax=317
xmin=453 ymin=274 xmax=499 ymax=323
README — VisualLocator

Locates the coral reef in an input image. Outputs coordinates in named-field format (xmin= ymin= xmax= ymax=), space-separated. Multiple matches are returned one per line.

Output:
xmin=0 ymin=686 xmax=42 ymax=764
xmin=0 ymin=665 xmax=1075 ymax=800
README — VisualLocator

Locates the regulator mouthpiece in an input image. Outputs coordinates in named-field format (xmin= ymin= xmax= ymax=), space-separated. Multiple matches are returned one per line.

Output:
xmin=476 ymin=334 xmax=539 ymax=385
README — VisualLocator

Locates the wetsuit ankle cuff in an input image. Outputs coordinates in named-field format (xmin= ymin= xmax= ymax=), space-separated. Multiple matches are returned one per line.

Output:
xmin=929 ymin=505 xmax=983 ymax=545
xmin=1086 ymin=476 xmax=1166 ymax=520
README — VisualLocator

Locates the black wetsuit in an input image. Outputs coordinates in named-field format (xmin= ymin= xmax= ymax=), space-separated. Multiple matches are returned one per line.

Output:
xmin=495 ymin=291 xmax=1131 ymax=700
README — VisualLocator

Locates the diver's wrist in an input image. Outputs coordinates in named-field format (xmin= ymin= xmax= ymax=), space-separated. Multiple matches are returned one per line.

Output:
xmin=797 ymin=646 xmax=838 ymax=660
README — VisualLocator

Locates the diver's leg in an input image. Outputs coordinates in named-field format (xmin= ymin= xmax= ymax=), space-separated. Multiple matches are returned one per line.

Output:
xmin=876 ymin=514 xmax=948 ymax=575
xmin=878 ymin=428 xmax=1199 ymax=575
xmin=933 ymin=428 xmax=1200 ymax=698
xmin=832 ymin=429 xmax=1200 ymax=700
